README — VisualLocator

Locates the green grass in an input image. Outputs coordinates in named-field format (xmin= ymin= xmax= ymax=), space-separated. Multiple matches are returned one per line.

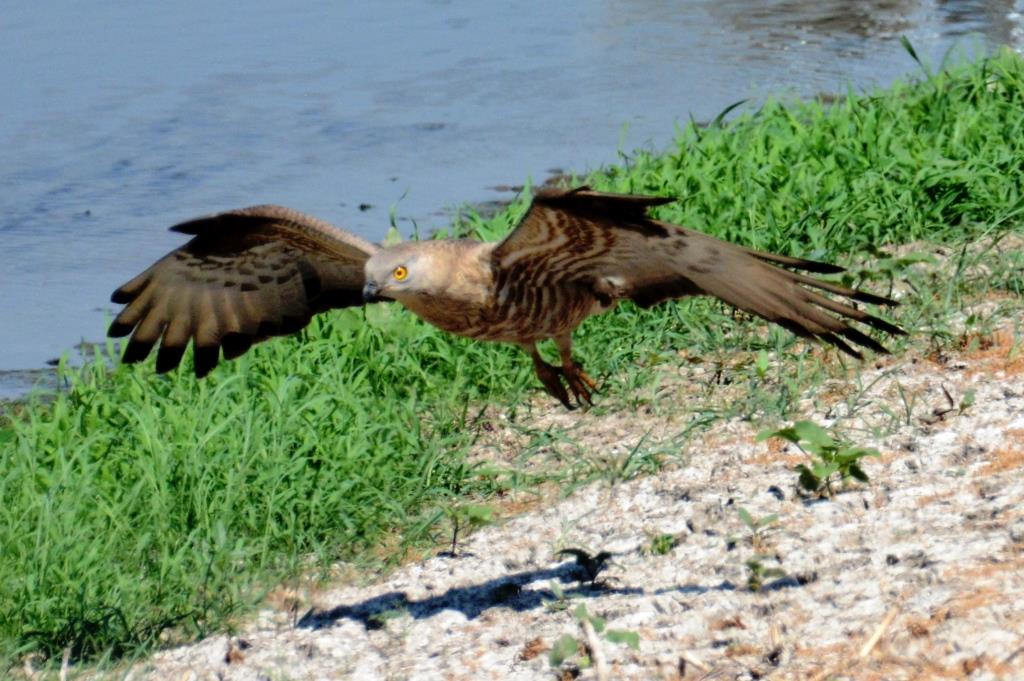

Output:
xmin=3 ymin=47 xmax=1024 ymax=670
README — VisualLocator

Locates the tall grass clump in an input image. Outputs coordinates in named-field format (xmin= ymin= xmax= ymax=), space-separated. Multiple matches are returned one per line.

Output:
xmin=1 ymin=310 xmax=535 ymax=665
xmin=2 ymin=47 xmax=1023 ymax=668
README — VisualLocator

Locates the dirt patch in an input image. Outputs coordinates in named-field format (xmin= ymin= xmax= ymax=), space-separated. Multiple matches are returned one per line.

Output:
xmin=120 ymin=323 xmax=1024 ymax=680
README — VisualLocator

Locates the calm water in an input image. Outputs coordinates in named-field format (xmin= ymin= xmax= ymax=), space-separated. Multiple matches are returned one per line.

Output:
xmin=1 ymin=0 xmax=1022 ymax=395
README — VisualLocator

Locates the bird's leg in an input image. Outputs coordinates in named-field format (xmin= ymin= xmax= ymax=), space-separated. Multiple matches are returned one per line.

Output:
xmin=555 ymin=335 xmax=597 ymax=407
xmin=522 ymin=342 xmax=573 ymax=409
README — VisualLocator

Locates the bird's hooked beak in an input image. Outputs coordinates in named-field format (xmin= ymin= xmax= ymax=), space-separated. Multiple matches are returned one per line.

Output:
xmin=362 ymin=280 xmax=383 ymax=303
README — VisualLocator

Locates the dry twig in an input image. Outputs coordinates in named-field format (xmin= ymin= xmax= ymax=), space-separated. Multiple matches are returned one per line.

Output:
xmin=859 ymin=607 xmax=899 ymax=659
xmin=580 ymin=615 xmax=609 ymax=681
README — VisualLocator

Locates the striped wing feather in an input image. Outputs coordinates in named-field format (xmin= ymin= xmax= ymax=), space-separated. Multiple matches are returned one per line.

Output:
xmin=108 ymin=205 xmax=378 ymax=377
xmin=492 ymin=187 xmax=904 ymax=357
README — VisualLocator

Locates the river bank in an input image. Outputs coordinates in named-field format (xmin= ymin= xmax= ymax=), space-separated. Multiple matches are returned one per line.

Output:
xmin=5 ymin=49 xmax=1024 ymax=675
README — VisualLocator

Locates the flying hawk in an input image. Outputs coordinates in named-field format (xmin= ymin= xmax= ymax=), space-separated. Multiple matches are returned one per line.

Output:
xmin=108 ymin=187 xmax=904 ymax=408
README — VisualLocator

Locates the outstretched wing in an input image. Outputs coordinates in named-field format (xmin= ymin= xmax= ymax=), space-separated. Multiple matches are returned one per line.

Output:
xmin=491 ymin=186 xmax=904 ymax=357
xmin=109 ymin=205 xmax=378 ymax=377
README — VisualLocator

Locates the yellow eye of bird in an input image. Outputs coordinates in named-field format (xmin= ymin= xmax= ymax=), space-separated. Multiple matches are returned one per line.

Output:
xmin=393 ymin=265 xmax=408 ymax=281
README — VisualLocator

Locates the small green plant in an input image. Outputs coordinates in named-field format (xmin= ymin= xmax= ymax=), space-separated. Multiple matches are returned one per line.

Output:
xmin=754 ymin=349 xmax=770 ymax=379
xmin=577 ymin=432 xmax=667 ymax=484
xmin=543 ymin=581 xmax=572 ymax=612
xmin=547 ymin=604 xmax=640 ymax=668
xmin=548 ymin=633 xmax=584 ymax=668
xmin=850 ymin=247 xmax=938 ymax=297
xmin=745 ymin=555 xmax=787 ymax=592
xmin=442 ymin=503 xmax=494 ymax=556
xmin=737 ymin=508 xmax=778 ymax=551
xmin=923 ymin=385 xmax=979 ymax=424
xmin=729 ymin=509 xmax=786 ymax=590
xmin=958 ymin=388 xmax=976 ymax=414
xmin=758 ymin=420 xmax=880 ymax=496
xmin=645 ymin=531 xmax=679 ymax=556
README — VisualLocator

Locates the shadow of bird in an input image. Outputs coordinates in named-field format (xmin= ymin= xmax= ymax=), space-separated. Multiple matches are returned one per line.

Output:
xmin=556 ymin=548 xmax=616 ymax=585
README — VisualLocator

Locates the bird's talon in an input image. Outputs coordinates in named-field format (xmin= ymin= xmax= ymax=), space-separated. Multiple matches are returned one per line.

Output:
xmin=535 ymin=361 xmax=573 ymax=409
xmin=568 ymin=377 xmax=593 ymax=407
xmin=563 ymin=362 xmax=596 ymax=407
xmin=577 ymin=370 xmax=598 ymax=392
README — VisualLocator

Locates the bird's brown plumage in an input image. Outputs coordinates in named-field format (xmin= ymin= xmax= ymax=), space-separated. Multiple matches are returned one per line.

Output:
xmin=109 ymin=186 xmax=904 ymax=406
xmin=491 ymin=188 xmax=902 ymax=357
xmin=108 ymin=205 xmax=376 ymax=377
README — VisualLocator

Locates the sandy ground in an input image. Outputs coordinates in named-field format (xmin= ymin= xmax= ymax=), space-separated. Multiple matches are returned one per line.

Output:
xmin=107 ymin=320 xmax=1024 ymax=681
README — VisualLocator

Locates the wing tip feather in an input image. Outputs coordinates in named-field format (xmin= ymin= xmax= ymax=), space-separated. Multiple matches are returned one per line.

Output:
xmin=111 ymin=288 xmax=134 ymax=304
xmin=193 ymin=345 xmax=220 ymax=378
xmin=851 ymin=289 xmax=899 ymax=306
xmin=108 ymin=320 xmax=135 ymax=338
xmin=122 ymin=339 xmax=155 ymax=365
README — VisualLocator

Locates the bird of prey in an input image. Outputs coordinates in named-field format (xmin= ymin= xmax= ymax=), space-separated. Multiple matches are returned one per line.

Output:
xmin=108 ymin=186 xmax=903 ymax=408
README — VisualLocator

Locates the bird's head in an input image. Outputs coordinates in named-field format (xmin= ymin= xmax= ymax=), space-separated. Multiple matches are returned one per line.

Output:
xmin=363 ymin=243 xmax=442 ymax=304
